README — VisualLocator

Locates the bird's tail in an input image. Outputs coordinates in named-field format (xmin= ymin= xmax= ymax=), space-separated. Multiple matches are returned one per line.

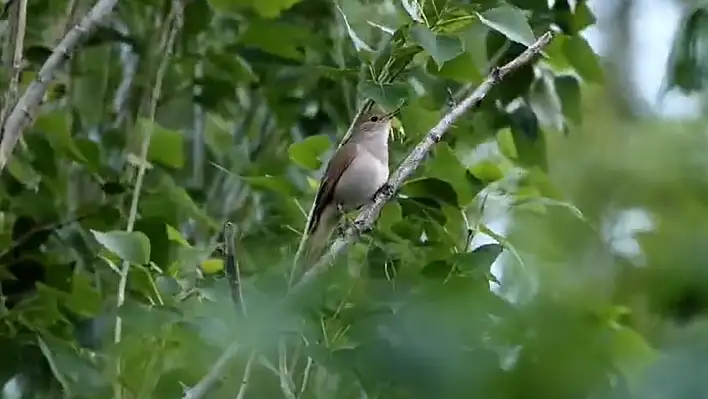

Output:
xmin=303 ymin=204 xmax=337 ymax=264
xmin=292 ymin=205 xmax=337 ymax=282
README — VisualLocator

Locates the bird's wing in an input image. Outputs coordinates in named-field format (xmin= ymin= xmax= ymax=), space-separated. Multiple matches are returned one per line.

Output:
xmin=307 ymin=143 xmax=358 ymax=234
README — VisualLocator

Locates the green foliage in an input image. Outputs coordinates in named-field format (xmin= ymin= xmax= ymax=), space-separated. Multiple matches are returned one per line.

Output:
xmin=1 ymin=0 xmax=707 ymax=398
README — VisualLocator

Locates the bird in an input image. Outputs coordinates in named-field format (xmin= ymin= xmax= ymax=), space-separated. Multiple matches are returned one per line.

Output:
xmin=301 ymin=109 xmax=395 ymax=264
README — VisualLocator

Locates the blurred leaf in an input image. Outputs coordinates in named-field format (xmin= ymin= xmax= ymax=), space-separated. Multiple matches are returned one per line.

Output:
xmin=469 ymin=160 xmax=504 ymax=183
xmin=562 ymin=35 xmax=603 ymax=83
xmin=399 ymin=101 xmax=441 ymax=142
xmin=411 ymin=25 xmax=464 ymax=68
xmin=137 ymin=118 xmax=185 ymax=169
xmin=555 ymin=74 xmax=582 ymax=125
xmin=34 ymin=111 xmax=88 ymax=164
xmin=91 ymin=230 xmax=151 ymax=265
xmin=454 ymin=244 xmax=503 ymax=274
xmin=201 ymin=258 xmax=224 ymax=274
xmin=336 ymin=3 xmax=373 ymax=52
xmin=664 ymin=6 xmax=708 ymax=92
xmin=66 ymin=273 xmax=102 ymax=317
xmin=430 ymin=52 xmax=483 ymax=83
xmin=243 ymin=175 xmax=298 ymax=196
xmin=240 ymin=20 xmax=310 ymax=60
xmin=288 ymin=135 xmax=331 ymax=170
xmin=425 ymin=143 xmax=477 ymax=206
xmin=207 ymin=0 xmax=302 ymax=18
xmin=402 ymin=177 xmax=459 ymax=207
xmin=358 ymin=81 xmax=410 ymax=110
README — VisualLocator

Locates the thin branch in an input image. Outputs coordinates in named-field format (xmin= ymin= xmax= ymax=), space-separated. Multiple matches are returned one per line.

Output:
xmin=182 ymin=343 xmax=240 ymax=399
xmin=223 ymin=222 xmax=246 ymax=313
xmin=290 ymin=31 xmax=555 ymax=295
xmin=0 ymin=0 xmax=27 ymax=128
xmin=113 ymin=2 xmax=183 ymax=397
xmin=235 ymin=351 xmax=256 ymax=399
xmin=297 ymin=355 xmax=313 ymax=398
xmin=0 ymin=0 xmax=119 ymax=172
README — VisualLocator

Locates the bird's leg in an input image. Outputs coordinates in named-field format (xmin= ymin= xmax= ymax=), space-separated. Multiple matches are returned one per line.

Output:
xmin=335 ymin=203 xmax=352 ymax=236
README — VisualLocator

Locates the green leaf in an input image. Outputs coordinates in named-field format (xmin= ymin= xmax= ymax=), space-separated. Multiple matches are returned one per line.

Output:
xmin=562 ymin=35 xmax=603 ymax=83
xmin=454 ymin=243 xmax=503 ymax=273
xmin=425 ymin=143 xmax=477 ymax=206
xmin=542 ymin=34 xmax=572 ymax=71
xmin=411 ymin=25 xmax=464 ymax=68
xmin=240 ymin=20 xmax=311 ymax=61
xmin=477 ymin=6 xmax=536 ymax=47
xmin=528 ymin=76 xmax=564 ymax=132
xmin=469 ymin=160 xmax=504 ymax=182
xmin=497 ymin=128 xmax=518 ymax=159
xmin=399 ymin=101 xmax=441 ymax=142
xmin=207 ymin=0 xmax=302 ymax=18
xmin=358 ymin=81 xmax=410 ymax=110
xmin=243 ymin=175 xmax=298 ymax=196
xmin=91 ymin=230 xmax=151 ymax=265
xmin=6 ymin=158 xmax=40 ymax=188
xmin=555 ymin=75 xmax=582 ymax=125
xmin=288 ymin=135 xmax=331 ymax=170
xmin=336 ymin=3 xmax=373 ymax=52
xmin=402 ymin=177 xmax=459 ymax=207
xmin=429 ymin=52 xmax=483 ymax=83
xmin=136 ymin=118 xmax=185 ymax=169
xmin=34 ymin=110 xmax=88 ymax=164
xmin=66 ymin=273 xmax=102 ymax=317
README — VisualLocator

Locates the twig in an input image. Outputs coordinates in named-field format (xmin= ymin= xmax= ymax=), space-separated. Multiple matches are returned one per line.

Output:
xmin=297 ymin=356 xmax=313 ymax=398
xmin=0 ymin=0 xmax=27 ymax=129
xmin=0 ymin=0 xmax=119 ymax=172
xmin=235 ymin=351 xmax=256 ymax=399
xmin=113 ymin=1 xmax=183 ymax=397
xmin=182 ymin=343 xmax=240 ymax=399
xmin=290 ymin=31 xmax=555 ymax=295
xmin=222 ymin=222 xmax=246 ymax=313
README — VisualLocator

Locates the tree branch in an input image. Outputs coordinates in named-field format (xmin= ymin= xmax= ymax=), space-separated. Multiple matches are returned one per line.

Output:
xmin=222 ymin=222 xmax=246 ymax=313
xmin=0 ymin=0 xmax=27 ymax=129
xmin=0 ymin=0 xmax=119 ymax=172
xmin=182 ymin=343 xmax=240 ymax=399
xmin=290 ymin=31 xmax=555 ymax=295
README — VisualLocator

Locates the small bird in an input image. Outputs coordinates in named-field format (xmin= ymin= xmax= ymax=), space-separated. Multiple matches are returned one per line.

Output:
xmin=302 ymin=110 xmax=395 ymax=263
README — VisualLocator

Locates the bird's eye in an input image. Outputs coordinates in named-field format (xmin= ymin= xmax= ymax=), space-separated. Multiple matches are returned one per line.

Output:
xmin=369 ymin=116 xmax=379 ymax=122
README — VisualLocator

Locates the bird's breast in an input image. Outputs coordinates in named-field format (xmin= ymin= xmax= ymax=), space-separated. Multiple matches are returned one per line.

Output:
xmin=333 ymin=148 xmax=389 ymax=209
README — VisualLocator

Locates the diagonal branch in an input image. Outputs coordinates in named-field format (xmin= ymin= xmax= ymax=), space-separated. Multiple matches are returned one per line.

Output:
xmin=290 ymin=31 xmax=555 ymax=295
xmin=0 ymin=0 xmax=119 ymax=172
xmin=0 ymin=0 xmax=27 ymax=128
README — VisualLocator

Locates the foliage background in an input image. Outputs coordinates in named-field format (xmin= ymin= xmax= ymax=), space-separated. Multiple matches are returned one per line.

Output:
xmin=1 ymin=0 xmax=707 ymax=398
